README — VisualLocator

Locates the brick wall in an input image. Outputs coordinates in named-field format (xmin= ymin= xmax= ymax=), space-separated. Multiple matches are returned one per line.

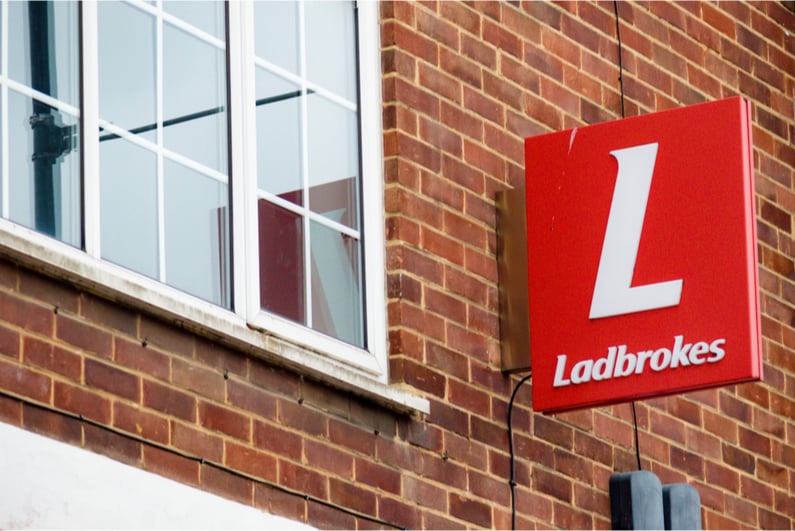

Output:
xmin=0 ymin=1 xmax=793 ymax=529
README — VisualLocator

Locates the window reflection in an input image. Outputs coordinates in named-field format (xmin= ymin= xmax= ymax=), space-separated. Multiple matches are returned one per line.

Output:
xmin=98 ymin=0 xmax=230 ymax=308
xmin=254 ymin=0 xmax=365 ymax=348
xmin=2 ymin=1 xmax=81 ymax=246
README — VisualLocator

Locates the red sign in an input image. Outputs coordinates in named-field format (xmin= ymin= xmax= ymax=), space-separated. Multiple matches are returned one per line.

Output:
xmin=525 ymin=96 xmax=761 ymax=413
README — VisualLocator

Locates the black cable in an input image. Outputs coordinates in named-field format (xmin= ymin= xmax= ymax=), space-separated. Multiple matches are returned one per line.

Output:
xmin=99 ymin=89 xmax=313 ymax=142
xmin=614 ymin=0 xmax=643 ymax=472
xmin=0 ymin=387 xmax=406 ymax=531
xmin=507 ymin=372 xmax=532 ymax=531
xmin=613 ymin=0 xmax=626 ymax=120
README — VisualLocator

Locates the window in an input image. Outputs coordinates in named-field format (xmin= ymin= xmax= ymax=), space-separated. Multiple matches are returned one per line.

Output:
xmin=0 ymin=1 xmax=391 ymax=383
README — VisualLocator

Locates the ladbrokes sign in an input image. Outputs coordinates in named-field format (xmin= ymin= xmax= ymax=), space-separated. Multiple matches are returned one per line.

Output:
xmin=525 ymin=96 xmax=762 ymax=413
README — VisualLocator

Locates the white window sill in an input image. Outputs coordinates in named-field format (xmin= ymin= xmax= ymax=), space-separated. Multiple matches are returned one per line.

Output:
xmin=0 ymin=220 xmax=429 ymax=415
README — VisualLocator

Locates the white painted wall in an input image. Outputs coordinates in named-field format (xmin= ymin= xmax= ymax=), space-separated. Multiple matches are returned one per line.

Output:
xmin=0 ymin=422 xmax=313 ymax=529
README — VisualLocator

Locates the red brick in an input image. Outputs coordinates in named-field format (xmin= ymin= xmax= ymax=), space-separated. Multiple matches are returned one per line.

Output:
xmin=114 ymin=337 xmax=170 ymax=382
xmin=199 ymin=400 xmax=250 ymax=441
xmin=53 ymin=381 xmax=110 ymax=424
xmin=439 ymin=46 xmax=482 ymax=90
xmin=248 ymin=363 xmax=300 ymax=401
xmin=172 ymin=358 xmax=225 ymax=402
xmin=0 ymin=291 xmax=53 ymax=336
xmin=416 ymin=7 xmax=459 ymax=51
xmin=0 ymin=394 xmax=21 ymax=425
xmin=280 ymin=460 xmax=328 ymax=500
xmin=143 ymin=380 xmax=196 ymax=422
xmin=201 ymin=465 xmax=252 ymax=506
xmin=138 ymin=315 xmax=194 ymax=358
xmin=253 ymin=483 xmax=307 ymax=524
xmin=80 ymin=294 xmax=138 ymax=336
xmin=0 ymin=358 xmax=51 ymax=403
xmin=224 ymin=440 xmax=278 ymax=482
xmin=307 ymin=500 xmax=356 ymax=530
xmin=354 ymin=458 xmax=401 ymax=495
xmin=304 ymin=439 xmax=353 ymax=478
xmin=113 ymin=401 xmax=168 ymax=444
xmin=0 ymin=324 xmax=20 ymax=359
xmin=226 ymin=379 xmax=277 ymax=421
xmin=84 ymin=358 xmax=140 ymax=402
xmin=171 ymin=421 xmax=223 ymax=462
xmin=23 ymin=336 xmax=81 ymax=381
xmin=329 ymin=477 xmax=376 ymax=516
xmin=56 ymin=315 xmax=113 ymax=359
xmin=22 ymin=403 xmax=82 ymax=445
xmin=84 ymin=423 xmax=142 ymax=467
xmin=378 ymin=496 xmax=423 ymax=530
xmin=18 ymin=271 xmax=80 ymax=314
xmin=143 ymin=445 xmax=199 ymax=487
xmin=449 ymin=491 xmax=492 ymax=528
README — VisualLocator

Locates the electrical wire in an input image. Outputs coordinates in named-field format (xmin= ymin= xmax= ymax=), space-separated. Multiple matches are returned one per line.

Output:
xmin=613 ymin=0 xmax=627 ymax=120
xmin=613 ymin=0 xmax=643 ymax=472
xmin=507 ymin=372 xmax=532 ymax=531
xmin=0 ymin=388 xmax=406 ymax=531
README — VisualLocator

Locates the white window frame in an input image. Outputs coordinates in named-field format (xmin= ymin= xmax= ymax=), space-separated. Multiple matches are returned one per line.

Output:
xmin=0 ymin=0 xmax=428 ymax=414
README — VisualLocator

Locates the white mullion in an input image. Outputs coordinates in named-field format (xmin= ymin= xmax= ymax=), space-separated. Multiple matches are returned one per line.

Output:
xmin=1 ymin=0 xmax=9 ymax=218
xmin=82 ymin=1 xmax=100 ymax=258
xmin=4 ymin=80 xmax=80 ymax=118
xmin=357 ymin=0 xmax=388 ymax=376
xmin=256 ymin=188 xmax=360 ymax=241
xmin=229 ymin=0 xmax=258 ymax=319
xmin=156 ymin=1 xmax=166 ymax=283
xmin=252 ymin=56 xmax=357 ymax=113
xmin=297 ymin=0 xmax=312 ymax=328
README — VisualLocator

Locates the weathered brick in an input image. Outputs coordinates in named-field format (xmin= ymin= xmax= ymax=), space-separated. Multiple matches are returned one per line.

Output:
xmin=198 ymin=400 xmax=250 ymax=441
xmin=0 ymin=358 xmax=51 ymax=403
xmin=172 ymin=358 xmax=225 ymax=402
xmin=56 ymin=315 xmax=113 ymax=359
xmin=114 ymin=337 xmax=170 ymax=382
xmin=23 ymin=336 xmax=81 ymax=381
xmin=84 ymin=358 xmax=140 ymax=402
xmin=54 ymin=381 xmax=111 ymax=424
xmin=201 ymin=465 xmax=252 ymax=506
xmin=143 ymin=380 xmax=196 ymax=422
xmin=143 ymin=445 xmax=199 ymax=487
xmin=113 ymin=401 xmax=169 ymax=444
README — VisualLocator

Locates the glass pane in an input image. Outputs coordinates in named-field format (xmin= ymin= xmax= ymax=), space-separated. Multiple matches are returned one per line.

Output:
xmin=98 ymin=2 xmax=156 ymax=141
xmin=8 ymin=1 xmax=80 ymax=107
xmin=307 ymin=94 xmax=359 ymax=229
xmin=310 ymin=221 xmax=363 ymax=347
xmin=8 ymin=90 xmax=81 ymax=247
xmin=163 ymin=22 xmax=227 ymax=173
xmin=305 ymin=0 xmax=357 ymax=100
xmin=254 ymin=1 xmax=299 ymax=74
xmin=256 ymin=68 xmax=302 ymax=204
xmin=163 ymin=160 xmax=230 ymax=307
xmin=100 ymin=139 xmax=158 ymax=280
xmin=258 ymin=200 xmax=305 ymax=324
xmin=163 ymin=1 xmax=225 ymax=40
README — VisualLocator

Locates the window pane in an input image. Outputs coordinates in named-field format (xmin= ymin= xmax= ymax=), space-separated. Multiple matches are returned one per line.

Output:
xmin=305 ymin=0 xmax=357 ymax=100
xmin=307 ymin=94 xmax=359 ymax=230
xmin=258 ymin=200 xmax=305 ymax=323
xmin=7 ymin=91 xmax=80 ymax=247
xmin=254 ymin=1 xmax=299 ymax=75
xmin=310 ymin=221 xmax=363 ymax=348
xmin=100 ymin=140 xmax=158 ymax=279
xmin=163 ymin=23 xmax=227 ymax=173
xmin=8 ymin=1 xmax=80 ymax=107
xmin=98 ymin=2 xmax=156 ymax=142
xmin=163 ymin=1 xmax=225 ymax=40
xmin=164 ymin=160 xmax=230 ymax=307
xmin=256 ymin=68 xmax=302 ymax=205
